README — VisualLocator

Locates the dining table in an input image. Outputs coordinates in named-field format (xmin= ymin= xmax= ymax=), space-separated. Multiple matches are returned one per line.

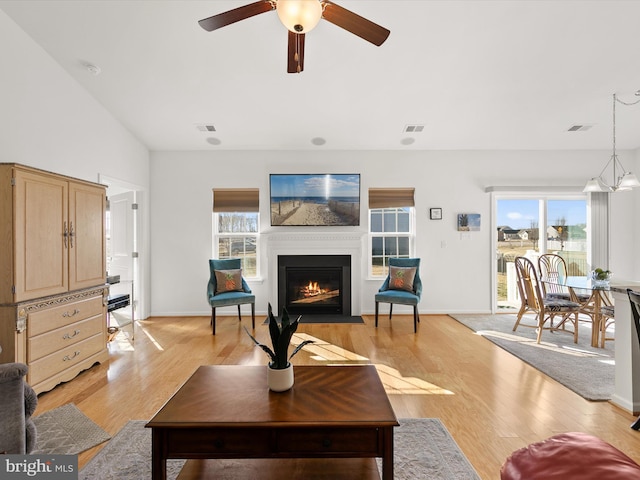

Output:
xmin=542 ymin=275 xmax=614 ymax=348
xmin=542 ymin=276 xmax=640 ymax=415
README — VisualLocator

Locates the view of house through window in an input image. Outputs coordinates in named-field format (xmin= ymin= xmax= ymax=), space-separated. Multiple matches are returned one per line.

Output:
xmin=214 ymin=212 xmax=259 ymax=277
xmin=369 ymin=207 xmax=415 ymax=277
xmin=496 ymin=196 xmax=587 ymax=310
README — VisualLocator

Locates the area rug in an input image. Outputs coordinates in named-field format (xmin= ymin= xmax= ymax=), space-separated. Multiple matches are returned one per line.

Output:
xmin=80 ymin=418 xmax=479 ymax=480
xmin=378 ymin=418 xmax=480 ymax=479
xmin=449 ymin=313 xmax=614 ymax=401
xmin=263 ymin=314 xmax=364 ymax=324
xmin=32 ymin=403 xmax=111 ymax=455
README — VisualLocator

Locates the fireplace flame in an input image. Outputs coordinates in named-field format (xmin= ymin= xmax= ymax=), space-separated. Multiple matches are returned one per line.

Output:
xmin=301 ymin=281 xmax=326 ymax=297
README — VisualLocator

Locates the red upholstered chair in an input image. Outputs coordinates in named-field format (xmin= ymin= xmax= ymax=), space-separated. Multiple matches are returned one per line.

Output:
xmin=500 ymin=432 xmax=640 ymax=480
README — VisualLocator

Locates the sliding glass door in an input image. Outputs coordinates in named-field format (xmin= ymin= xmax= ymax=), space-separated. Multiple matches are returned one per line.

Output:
xmin=495 ymin=195 xmax=587 ymax=311
xmin=546 ymin=199 xmax=588 ymax=275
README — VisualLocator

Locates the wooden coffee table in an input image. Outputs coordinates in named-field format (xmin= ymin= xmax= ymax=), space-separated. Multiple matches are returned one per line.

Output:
xmin=146 ymin=364 xmax=398 ymax=480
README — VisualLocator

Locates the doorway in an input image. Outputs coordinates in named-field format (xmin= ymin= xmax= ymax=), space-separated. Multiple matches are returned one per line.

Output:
xmin=494 ymin=194 xmax=588 ymax=312
xmin=100 ymin=175 xmax=143 ymax=336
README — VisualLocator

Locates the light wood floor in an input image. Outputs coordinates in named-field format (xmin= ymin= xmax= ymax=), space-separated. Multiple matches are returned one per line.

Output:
xmin=34 ymin=314 xmax=640 ymax=479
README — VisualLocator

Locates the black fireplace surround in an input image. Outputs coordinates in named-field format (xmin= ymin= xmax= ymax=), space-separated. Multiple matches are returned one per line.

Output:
xmin=278 ymin=255 xmax=351 ymax=316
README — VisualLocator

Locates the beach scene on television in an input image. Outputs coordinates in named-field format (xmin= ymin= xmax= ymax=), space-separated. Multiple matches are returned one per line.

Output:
xmin=270 ymin=174 xmax=360 ymax=226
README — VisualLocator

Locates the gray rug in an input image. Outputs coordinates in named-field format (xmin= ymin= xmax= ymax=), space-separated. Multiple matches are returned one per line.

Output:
xmin=33 ymin=403 xmax=111 ymax=455
xmin=449 ymin=313 xmax=614 ymax=401
xmin=379 ymin=418 xmax=480 ymax=479
xmin=80 ymin=418 xmax=479 ymax=480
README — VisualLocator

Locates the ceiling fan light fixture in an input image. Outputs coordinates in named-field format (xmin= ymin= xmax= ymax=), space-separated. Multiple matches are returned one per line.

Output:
xmin=277 ymin=0 xmax=322 ymax=33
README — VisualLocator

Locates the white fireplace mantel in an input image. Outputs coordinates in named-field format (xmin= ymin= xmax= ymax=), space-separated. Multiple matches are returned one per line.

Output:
xmin=266 ymin=232 xmax=365 ymax=315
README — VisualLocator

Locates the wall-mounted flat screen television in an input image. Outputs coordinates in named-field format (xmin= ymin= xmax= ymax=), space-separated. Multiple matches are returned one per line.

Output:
xmin=270 ymin=174 xmax=360 ymax=226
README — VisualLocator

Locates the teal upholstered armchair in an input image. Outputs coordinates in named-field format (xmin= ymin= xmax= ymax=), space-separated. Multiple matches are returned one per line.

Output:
xmin=375 ymin=257 xmax=422 ymax=333
xmin=207 ymin=258 xmax=255 ymax=335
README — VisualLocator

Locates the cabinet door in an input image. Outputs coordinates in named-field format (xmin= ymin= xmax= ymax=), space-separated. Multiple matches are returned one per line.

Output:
xmin=68 ymin=182 xmax=106 ymax=290
xmin=14 ymin=170 xmax=69 ymax=301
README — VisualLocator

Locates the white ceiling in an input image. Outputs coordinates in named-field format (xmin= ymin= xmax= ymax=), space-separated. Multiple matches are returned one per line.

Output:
xmin=2 ymin=0 xmax=640 ymax=152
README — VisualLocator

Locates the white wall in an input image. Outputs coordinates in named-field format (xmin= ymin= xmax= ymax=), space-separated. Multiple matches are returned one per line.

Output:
xmin=633 ymin=149 xmax=640 ymax=278
xmin=4 ymin=6 xmax=638 ymax=319
xmin=150 ymin=149 xmax=638 ymax=317
xmin=0 ymin=10 xmax=151 ymax=316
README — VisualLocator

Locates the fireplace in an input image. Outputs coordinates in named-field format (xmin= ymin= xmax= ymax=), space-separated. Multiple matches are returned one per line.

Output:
xmin=278 ymin=255 xmax=351 ymax=316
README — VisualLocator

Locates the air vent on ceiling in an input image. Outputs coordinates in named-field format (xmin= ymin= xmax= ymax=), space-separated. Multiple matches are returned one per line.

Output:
xmin=196 ymin=124 xmax=216 ymax=132
xmin=404 ymin=124 xmax=425 ymax=133
xmin=567 ymin=124 xmax=593 ymax=132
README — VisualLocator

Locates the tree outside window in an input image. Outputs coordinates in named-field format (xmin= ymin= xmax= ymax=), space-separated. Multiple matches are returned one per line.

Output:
xmin=215 ymin=212 xmax=259 ymax=277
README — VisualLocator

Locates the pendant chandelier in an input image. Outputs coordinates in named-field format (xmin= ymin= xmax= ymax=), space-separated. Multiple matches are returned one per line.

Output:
xmin=583 ymin=93 xmax=640 ymax=193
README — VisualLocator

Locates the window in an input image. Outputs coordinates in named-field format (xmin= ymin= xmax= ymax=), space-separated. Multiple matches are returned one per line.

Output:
xmin=368 ymin=188 xmax=415 ymax=277
xmin=213 ymin=189 xmax=259 ymax=277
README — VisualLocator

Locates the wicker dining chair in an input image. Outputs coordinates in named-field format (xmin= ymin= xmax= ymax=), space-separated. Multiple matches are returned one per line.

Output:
xmin=599 ymin=304 xmax=616 ymax=348
xmin=538 ymin=253 xmax=608 ymax=335
xmin=538 ymin=253 xmax=590 ymax=303
xmin=513 ymin=256 xmax=581 ymax=344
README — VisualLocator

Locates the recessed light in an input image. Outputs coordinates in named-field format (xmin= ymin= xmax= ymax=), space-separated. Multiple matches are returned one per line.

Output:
xmin=400 ymin=138 xmax=415 ymax=145
xmin=84 ymin=63 xmax=101 ymax=76
xmin=311 ymin=137 xmax=326 ymax=146
xmin=206 ymin=137 xmax=221 ymax=145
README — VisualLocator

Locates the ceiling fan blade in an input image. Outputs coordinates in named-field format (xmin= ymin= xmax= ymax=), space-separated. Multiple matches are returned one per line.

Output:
xmin=322 ymin=1 xmax=390 ymax=46
xmin=198 ymin=0 xmax=275 ymax=32
xmin=287 ymin=31 xmax=305 ymax=73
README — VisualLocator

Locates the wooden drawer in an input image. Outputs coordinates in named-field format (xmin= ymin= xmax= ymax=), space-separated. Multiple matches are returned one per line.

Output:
xmin=28 ymin=333 xmax=105 ymax=386
xmin=276 ymin=428 xmax=379 ymax=454
xmin=28 ymin=295 xmax=103 ymax=336
xmin=166 ymin=429 xmax=272 ymax=455
xmin=28 ymin=315 xmax=104 ymax=362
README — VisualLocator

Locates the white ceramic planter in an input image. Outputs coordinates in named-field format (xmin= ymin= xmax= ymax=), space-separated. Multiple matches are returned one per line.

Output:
xmin=267 ymin=364 xmax=294 ymax=392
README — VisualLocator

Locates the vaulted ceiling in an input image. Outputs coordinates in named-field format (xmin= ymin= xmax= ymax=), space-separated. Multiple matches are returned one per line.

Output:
xmin=2 ymin=0 xmax=640 ymax=151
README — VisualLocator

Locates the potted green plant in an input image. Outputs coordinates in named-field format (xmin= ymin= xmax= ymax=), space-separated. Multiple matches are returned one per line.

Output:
xmin=245 ymin=303 xmax=313 ymax=392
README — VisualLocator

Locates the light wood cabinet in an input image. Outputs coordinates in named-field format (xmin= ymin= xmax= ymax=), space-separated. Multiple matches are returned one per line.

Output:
xmin=0 ymin=287 xmax=108 ymax=393
xmin=0 ymin=163 xmax=108 ymax=393
xmin=1 ymin=165 xmax=106 ymax=303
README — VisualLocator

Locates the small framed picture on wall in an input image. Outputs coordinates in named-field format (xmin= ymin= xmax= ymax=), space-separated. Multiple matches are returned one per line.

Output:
xmin=458 ymin=213 xmax=481 ymax=231
xmin=430 ymin=208 xmax=442 ymax=220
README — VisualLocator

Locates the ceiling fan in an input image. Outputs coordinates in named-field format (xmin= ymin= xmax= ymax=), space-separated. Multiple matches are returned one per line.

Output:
xmin=198 ymin=0 xmax=390 ymax=73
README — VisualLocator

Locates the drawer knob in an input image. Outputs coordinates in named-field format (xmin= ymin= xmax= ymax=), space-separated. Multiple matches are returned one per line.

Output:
xmin=214 ymin=439 xmax=224 ymax=449
xmin=63 ymin=351 xmax=81 ymax=361
xmin=63 ymin=309 xmax=80 ymax=318
xmin=322 ymin=438 xmax=332 ymax=448
xmin=63 ymin=329 xmax=81 ymax=340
